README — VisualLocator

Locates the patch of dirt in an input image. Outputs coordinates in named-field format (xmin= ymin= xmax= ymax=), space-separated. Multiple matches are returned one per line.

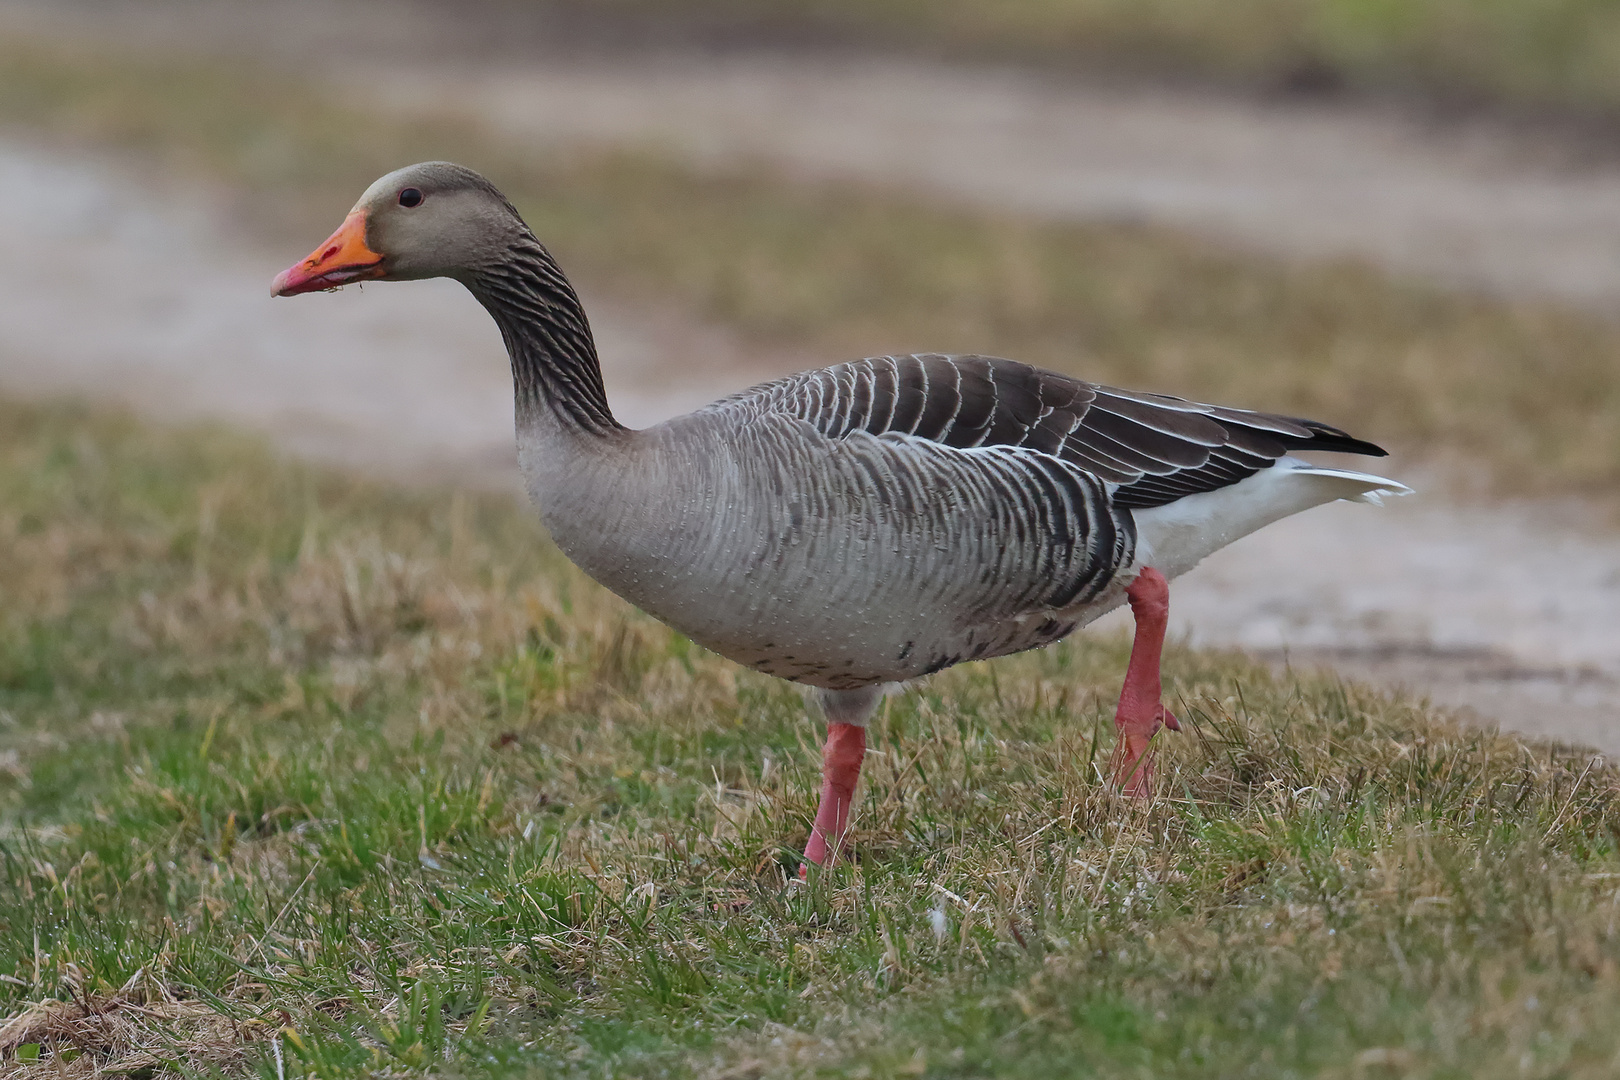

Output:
xmin=2 ymin=137 xmax=1616 ymax=750
xmin=1101 ymin=496 xmax=1620 ymax=752
xmin=347 ymin=55 xmax=1620 ymax=309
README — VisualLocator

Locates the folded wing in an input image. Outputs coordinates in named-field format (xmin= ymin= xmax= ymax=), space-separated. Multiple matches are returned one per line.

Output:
xmin=718 ymin=353 xmax=1385 ymax=509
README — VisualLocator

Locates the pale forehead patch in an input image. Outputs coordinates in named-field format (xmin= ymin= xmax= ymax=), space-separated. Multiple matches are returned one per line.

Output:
xmin=355 ymin=164 xmax=424 ymax=211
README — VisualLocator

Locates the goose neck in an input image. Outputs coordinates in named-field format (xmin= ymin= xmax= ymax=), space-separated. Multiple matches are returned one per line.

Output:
xmin=465 ymin=237 xmax=624 ymax=440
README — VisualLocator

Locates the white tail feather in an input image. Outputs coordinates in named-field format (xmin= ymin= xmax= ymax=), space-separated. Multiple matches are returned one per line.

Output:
xmin=1131 ymin=457 xmax=1411 ymax=580
xmin=1287 ymin=464 xmax=1414 ymax=506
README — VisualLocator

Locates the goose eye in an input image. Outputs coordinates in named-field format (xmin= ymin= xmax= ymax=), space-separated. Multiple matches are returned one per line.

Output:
xmin=398 ymin=187 xmax=424 ymax=208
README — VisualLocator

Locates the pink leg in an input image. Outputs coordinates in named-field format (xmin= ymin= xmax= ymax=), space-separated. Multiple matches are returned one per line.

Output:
xmin=1109 ymin=566 xmax=1180 ymax=797
xmin=801 ymin=722 xmax=867 ymax=873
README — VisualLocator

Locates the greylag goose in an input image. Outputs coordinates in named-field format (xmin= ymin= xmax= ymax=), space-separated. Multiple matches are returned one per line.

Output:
xmin=273 ymin=163 xmax=1409 ymax=869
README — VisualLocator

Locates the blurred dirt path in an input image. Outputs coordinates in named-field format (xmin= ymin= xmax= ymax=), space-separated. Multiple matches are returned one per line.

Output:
xmin=11 ymin=0 xmax=1620 ymax=306
xmin=2 ymin=137 xmax=1616 ymax=752
xmin=352 ymin=59 xmax=1620 ymax=309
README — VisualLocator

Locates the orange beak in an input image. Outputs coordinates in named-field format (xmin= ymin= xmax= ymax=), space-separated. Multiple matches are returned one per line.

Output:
xmin=271 ymin=211 xmax=385 ymax=297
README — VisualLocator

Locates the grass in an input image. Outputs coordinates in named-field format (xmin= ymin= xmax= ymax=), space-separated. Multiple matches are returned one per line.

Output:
xmin=537 ymin=0 xmax=1620 ymax=118
xmin=5 ymin=36 xmax=1620 ymax=500
xmin=6 ymin=391 xmax=1620 ymax=1078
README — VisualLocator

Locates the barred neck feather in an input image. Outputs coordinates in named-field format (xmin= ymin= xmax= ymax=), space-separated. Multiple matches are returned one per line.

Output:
xmin=467 ymin=236 xmax=622 ymax=437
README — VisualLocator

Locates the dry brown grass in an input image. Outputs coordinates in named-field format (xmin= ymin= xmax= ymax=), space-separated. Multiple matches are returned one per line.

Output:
xmin=0 ymin=988 xmax=260 ymax=1077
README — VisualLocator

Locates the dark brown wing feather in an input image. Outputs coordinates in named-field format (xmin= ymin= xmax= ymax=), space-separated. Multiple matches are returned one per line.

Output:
xmin=719 ymin=353 xmax=1385 ymax=510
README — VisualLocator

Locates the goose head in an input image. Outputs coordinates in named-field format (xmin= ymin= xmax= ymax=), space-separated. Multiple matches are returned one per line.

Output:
xmin=271 ymin=162 xmax=525 ymax=297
